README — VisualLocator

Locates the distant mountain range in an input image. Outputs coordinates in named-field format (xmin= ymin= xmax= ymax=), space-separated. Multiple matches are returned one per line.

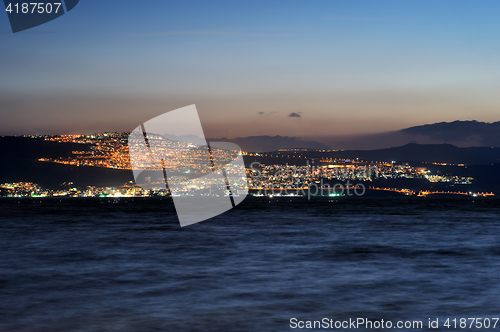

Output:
xmin=207 ymin=135 xmax=329 ymax=152
xmin=2 ymin=137 xmax=500 ymax=190
xmin=321 ymin=120 xmax=500 ymax=150
xmin=326 ymin=143 xmax=500 ymax=165
xmin=402 ymin=120 xmax=500 ymax=146
xmin=210 ymin=120 xmax=500 ymax=151
xmin=0 ymin=137 xmax=133 ymax=188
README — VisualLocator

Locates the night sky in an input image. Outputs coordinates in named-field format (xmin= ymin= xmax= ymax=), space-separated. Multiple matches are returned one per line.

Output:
xmin=2 ymin=0 xmax=500 ymax=141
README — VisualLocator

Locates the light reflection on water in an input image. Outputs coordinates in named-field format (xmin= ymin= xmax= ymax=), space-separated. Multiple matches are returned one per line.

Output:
xmin=1 ymin=198 xmax=500 ymax=331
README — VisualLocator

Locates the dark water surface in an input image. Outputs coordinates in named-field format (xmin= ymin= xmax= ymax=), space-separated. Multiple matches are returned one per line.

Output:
xmin=1 ymin=198 xmax=500 ymax=331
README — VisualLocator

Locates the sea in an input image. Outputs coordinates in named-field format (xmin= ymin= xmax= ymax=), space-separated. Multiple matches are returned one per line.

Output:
xmin=1 ymin=197 xmax=500 ymax=332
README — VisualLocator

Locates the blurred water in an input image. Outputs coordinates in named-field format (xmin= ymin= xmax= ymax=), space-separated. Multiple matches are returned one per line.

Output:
xmin=1 ymin=198 xmax=500 ymax=331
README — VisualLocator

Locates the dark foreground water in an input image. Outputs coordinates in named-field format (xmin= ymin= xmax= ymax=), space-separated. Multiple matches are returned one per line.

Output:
xmin=1 ymin=197 xmax=500 ymax=332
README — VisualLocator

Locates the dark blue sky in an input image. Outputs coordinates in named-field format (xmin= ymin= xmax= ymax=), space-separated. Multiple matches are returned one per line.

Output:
xmin=2 ymin=0 xmax=500 ymax=140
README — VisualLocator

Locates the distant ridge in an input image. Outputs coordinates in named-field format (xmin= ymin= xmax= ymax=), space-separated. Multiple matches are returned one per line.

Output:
xmin=207 ymin=135 xmax=329 ymax=152
xmin=2 ymin=137 xmax=500 ymax=192
xmin=329 ymin=143 xmax=500 ymax=165
xmin=322 ymin=120 xmax=500 ymax=150
xmin=402 ymin=120 xmax=500 ymax=146
xmin=0 ymin=137 xmax=133 ymax=188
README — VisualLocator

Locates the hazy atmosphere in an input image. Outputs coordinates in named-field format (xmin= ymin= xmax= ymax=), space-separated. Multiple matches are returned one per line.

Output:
xmin=2 ymin=0 xmax=500 ymax=147
xmin=4 ymin=3 xmax=500 ymax=331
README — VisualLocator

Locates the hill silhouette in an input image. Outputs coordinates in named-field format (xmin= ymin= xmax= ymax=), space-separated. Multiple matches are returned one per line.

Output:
xmin=2 ymin=137 xmax=500 ymax=190
xmin=322 ymin=120 xmax=500 ymax=150
xmin=402 ymin=120 xmax=500 ymax=146
xmin=208 ymin=135 xmax=329 ymax=152
xmin=332 ymin=143 xmax=500 ymax=165
xmin=0 ymin=137 xmax=133 ymax=188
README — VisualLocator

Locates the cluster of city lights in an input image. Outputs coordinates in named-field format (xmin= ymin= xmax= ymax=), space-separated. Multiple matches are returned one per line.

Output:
xmin=10 ymin=134 xmax=483 ymax=197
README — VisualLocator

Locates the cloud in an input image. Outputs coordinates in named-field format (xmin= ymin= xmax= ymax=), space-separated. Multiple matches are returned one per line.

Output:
xmin=0 ymin=30 xmax=55 ymax=34
xmin=154 ymin=30 xmax=238 ymax=36
xmin=141 ymin=29 xmax=290 ymax=37
xmin=257 ymin=111 xmax=277 ymax=116
xmin=288 ymin=112 xmax=301 ymax=118
xmin=329 ymin=16 xmax=378 ymax=22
